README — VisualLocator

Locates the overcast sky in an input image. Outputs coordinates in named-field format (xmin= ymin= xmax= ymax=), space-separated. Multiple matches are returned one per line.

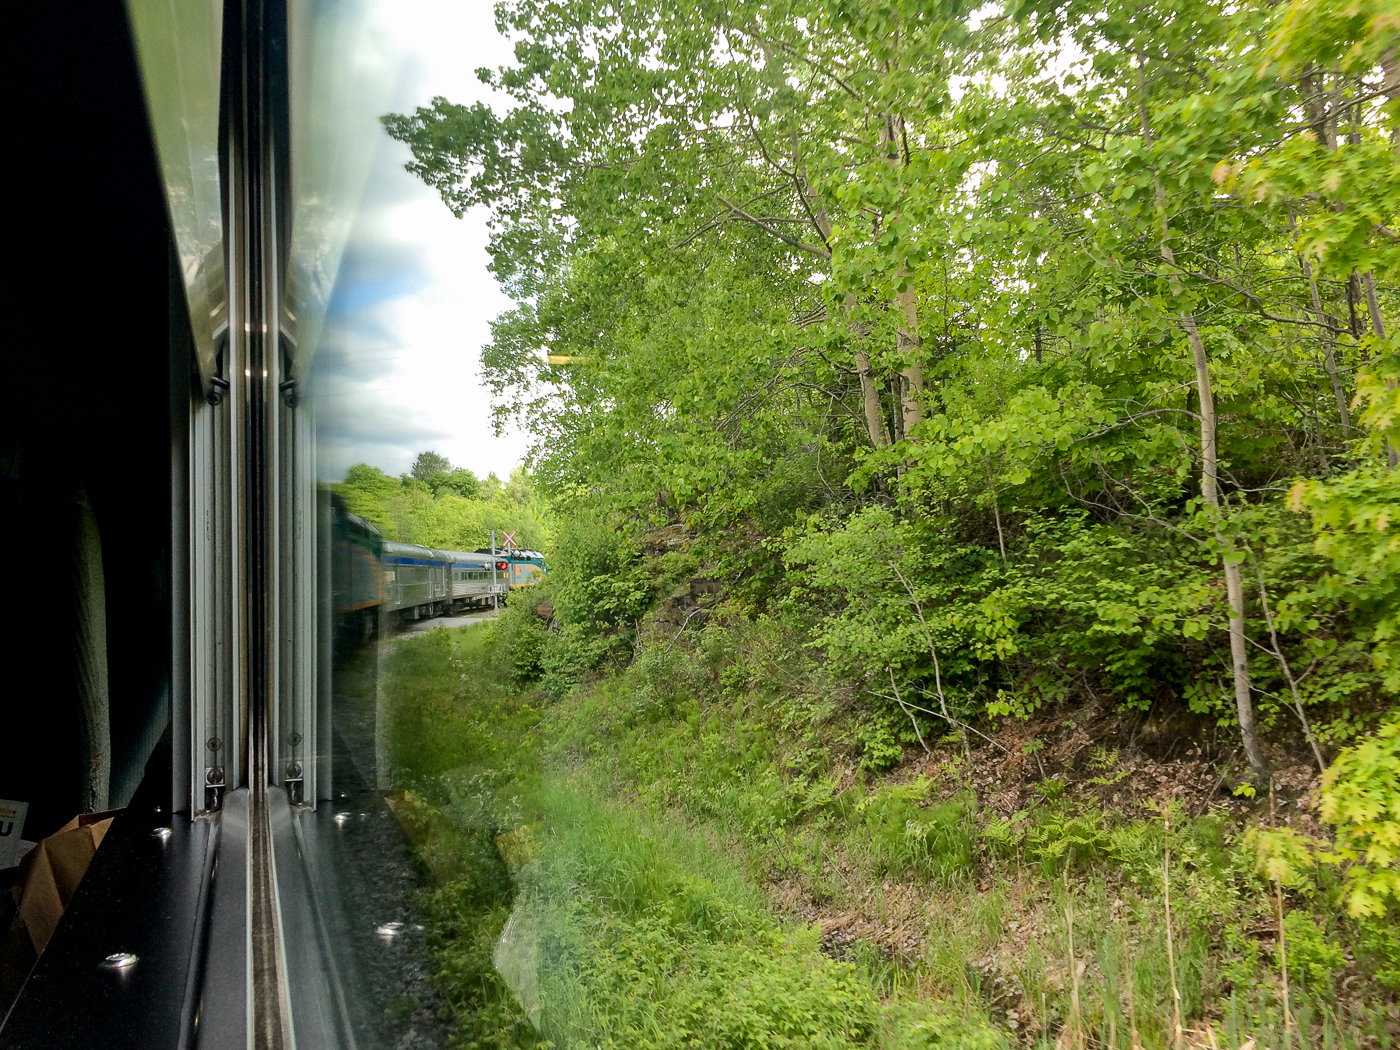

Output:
xmin=309 ymin=0 xmax=527 ymax=483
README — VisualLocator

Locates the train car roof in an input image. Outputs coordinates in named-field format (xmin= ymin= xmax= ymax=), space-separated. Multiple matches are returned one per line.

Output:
xmin=381 ymin=541 xmax=441 ymax=561
xmin=329 ymin=492 xmax=382 ymax=539
xmin=345 ymin=512 xmax=379 ymax=535
xmin=435 ymin=550 xmax=496 ymax=564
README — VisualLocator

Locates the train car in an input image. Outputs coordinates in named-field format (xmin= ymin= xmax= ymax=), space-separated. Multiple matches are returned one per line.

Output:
xmin=508 ymin=549 xmax=548 ymax=589
xmin=381 ymin=541 xmax=449 ymax=620
xmin=439 ymin=550 xmax=509 ymax=611
xmin=330 ymin=494 xmax=383 ymax=646
xmin=475 ymin=547 xmax=549 ymax=590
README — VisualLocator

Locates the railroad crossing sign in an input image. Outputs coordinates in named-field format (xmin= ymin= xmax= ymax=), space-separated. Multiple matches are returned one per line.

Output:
xmin=500 ymin=530 xmax=519 ymax=549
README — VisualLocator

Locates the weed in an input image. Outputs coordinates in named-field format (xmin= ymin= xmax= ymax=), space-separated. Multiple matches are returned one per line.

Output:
xmin=852 ymin=780 xmax=976 ymax=883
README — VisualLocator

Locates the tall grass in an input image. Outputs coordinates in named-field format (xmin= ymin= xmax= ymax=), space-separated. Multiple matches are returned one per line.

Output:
xmin=382 ymin=622 xmax=1394 ymax=1050
xmin=384 ymin=624 xmax=1010 ymax=1049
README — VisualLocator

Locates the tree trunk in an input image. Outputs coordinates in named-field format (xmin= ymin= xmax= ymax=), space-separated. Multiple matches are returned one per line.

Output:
xmin=897 ymin=281 xmax=925 ymax=434
xmin=797 ymin=144 xmax=889 ymax=452
xmin=1299 ymin=252 xmax=1351 ymax=433
xmin=1361 ymin=271 xmax=1398 ymax=468
xmin=1347 ymin=272 xmax=1364 ymax=342
xmin=854 ymin=344 xmax=889 ymax=449
xmin=1289 ymin=89 xmax=1351 ymax=438
xmin=1302 ymin=66 xmax=1328 ymax=145
xmin=1142 ymin=53 xmax=1268 ymax=781
xmin=841 ymin=288 xmax=888 ymax=449
xmin=1382 ymin=46 xmax=1400 ymax=156
xmin=1363 ymin=271 xmax=1387 ymax=341
xmin=1178 ymin=307 xmax=1270 ymax=780
xmin=881 ymin=107 xmax=926 ymax=438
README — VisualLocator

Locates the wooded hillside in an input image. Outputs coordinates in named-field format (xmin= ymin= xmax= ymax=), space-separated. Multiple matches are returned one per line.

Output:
xmin=378 ymin=0 xmax=1399 ymax=1045
xmin=388 ymin=0 xmax=1396 ymax=782
xmin=334 ymin=452 xmax=553 ymax=551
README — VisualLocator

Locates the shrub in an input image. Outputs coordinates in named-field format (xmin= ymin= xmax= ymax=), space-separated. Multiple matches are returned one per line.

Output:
xmin=1320 ymin=714 xmax=1400 ymax=917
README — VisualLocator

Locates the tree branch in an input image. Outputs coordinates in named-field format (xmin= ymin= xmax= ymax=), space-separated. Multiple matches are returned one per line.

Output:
xmin=715 ymin=194 xmax=832 ymax=259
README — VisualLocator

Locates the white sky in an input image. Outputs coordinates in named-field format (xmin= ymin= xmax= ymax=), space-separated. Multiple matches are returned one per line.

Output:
xmin=310 ymin=0 xmax=527 ymax=483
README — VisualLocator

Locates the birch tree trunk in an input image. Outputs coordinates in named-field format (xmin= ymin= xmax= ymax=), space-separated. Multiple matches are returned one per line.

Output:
xmin=1299 ymin=250 xmax=1351 ymax=434
xmin=881 ymin=106 xmax=926 ymax=436
xmin=897 ymin=281 xmax=925 ymax=433
xmin=1176 ymin=304 xmax=1270 ymax=779
xmin=854 ymin=344 xmax=890 ymax=449
xmin=1361 ymin=272 xmax=1398 ymax=468
xmin=1141 ymin=56 xmax=1268 ymax=780
xmin=1383 ymin=46 xmax=1400 ymax=156
xmin=1289 ymin=98 xmax=1352 ymax=435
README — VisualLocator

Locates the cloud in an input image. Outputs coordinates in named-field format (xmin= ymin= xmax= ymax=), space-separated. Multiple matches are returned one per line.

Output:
xmin=309 ymin=0 xmax=528 ymax=482
xmin=312 ymin=391 xmax=449 ymax=482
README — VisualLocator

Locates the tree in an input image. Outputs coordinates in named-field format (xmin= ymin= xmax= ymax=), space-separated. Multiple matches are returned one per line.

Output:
xmin=383 ymin=0 xmax=1394 ymax=769
xmin=410 ymin=450 xmax=452 ymax=482
xmin=429 ymin=468 xmax=481 ymax=499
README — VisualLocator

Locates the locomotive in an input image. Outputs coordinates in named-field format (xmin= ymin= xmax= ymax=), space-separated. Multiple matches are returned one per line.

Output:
xmin=477 ymin=545 xmax=547 ymax=590
xmin=330 ymin=494 xmax=544 ymax=643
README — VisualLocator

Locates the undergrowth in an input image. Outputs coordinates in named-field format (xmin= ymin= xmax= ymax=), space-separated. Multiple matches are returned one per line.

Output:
xmin=382 ymin=616 xmax=1398 ymax=1050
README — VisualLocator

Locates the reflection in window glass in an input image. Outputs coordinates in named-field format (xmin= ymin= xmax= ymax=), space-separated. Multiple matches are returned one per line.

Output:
xmin=286 ymin=3 xmax=525 ymax=1046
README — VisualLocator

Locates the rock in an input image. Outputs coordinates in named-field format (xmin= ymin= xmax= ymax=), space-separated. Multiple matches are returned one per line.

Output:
xmin=648 ymin=524 xmax=688 ymax=552
xmin=534 ymin=602 xmax=554 ymax=621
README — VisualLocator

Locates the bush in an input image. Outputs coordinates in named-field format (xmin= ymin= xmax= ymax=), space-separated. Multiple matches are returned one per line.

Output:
xmin=1320 ymin=714 xmax=1400 ymax=917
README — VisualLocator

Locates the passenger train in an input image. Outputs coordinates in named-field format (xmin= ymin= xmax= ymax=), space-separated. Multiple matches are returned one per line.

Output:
xmin=331 ymin=496 xmax=545 ymax=644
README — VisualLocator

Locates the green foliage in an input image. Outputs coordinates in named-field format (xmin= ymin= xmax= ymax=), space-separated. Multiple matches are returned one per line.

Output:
xmin=1290 ymin=358 xmax=1400 ymax=693
xmin=377 ymin=0 xmax=1400 ymax=1041
xmin=495 ymin=597 xmax=549 ymax=683
xmin=389 ymin=597 xmax=1398 ymax=1050
xmin=332 ymin=460 xmax=553 ymax=551
xmin=411 ymin=450 xmax=453 ymax=483
xmin=380 ymin=628 xmax=544 ymax=1047
xmin=385 ymin=624 xmax=1016 ymax=1050
xmin=528 ymin=789 xmax=887 ymax=1050
xmin=1282 ymin=910 xmax=1347 ymax=990
xmin=1353 ymin=914 xmax=1400 ymax=990
xmin=385 ymin=0 xmax=1395 ymax=780
xmin=1320 ymin=714 xmax=1400 ymax=916
xmin=1246 ymin=824 xmax=1319 ymax=888
xmin=853 ymin=780 xmax=976 ymax=883
xmin=430 ymin=467 xmax=482 ymax=500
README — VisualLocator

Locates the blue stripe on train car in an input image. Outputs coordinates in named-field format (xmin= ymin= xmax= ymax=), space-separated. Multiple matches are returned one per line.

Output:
xmin=384 ymin=557 xmax=444 ymax=567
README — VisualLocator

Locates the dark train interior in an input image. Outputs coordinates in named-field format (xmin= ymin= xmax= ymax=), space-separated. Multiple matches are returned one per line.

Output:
xmin=2 ymin=4 xmax=446 ymax=1046
xmin=4 ymin=2 xmax=177 ymax=840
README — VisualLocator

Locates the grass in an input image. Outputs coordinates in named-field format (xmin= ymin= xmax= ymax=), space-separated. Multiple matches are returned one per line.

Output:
xmin=380 ymin=619 xmax=1397 ymax=1050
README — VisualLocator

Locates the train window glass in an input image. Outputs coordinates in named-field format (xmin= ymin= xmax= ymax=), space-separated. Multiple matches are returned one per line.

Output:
xmin=126 ymin=0 xmax=227 ymax=398
xmin=275 ymin=0 xmax=539 ymax=1041
xmin=268 ymin=0 xmax=438 ymax=1041
xmin=12 ymin=0 xmax=547 ymax=1042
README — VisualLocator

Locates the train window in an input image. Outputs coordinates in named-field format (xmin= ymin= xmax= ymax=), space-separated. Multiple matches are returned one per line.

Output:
xmin=0 ymin=0 xmax=461 ymax=1042
xmin=4 ymin=0 xmax=546 ymax=1044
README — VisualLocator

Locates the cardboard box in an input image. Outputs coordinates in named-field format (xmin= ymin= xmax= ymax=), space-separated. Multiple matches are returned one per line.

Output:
xmin=11 ymin=812 xmax=116 ymax=955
